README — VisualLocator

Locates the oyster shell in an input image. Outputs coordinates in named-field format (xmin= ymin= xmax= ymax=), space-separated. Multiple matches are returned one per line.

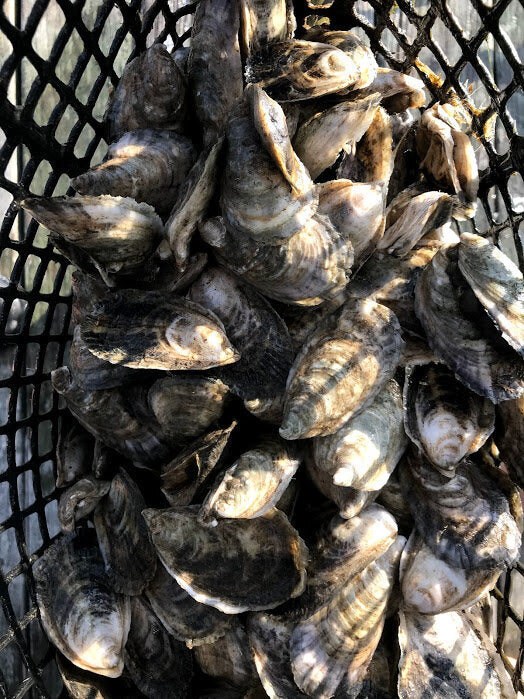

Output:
xmin=106 ymin=44 xmax=186 ymax=140
xmin=403 ymin=363 xmax=495 ymax=476
xmin=199 ymin=438 xmax=301 ymax=523
xmin=398 ymin=610 xmax=515 ymax=698
xmin=496 ymin=396 xmax=524 ymax=488
xmin=72 ymin=129 xmax=195 ymax=216
xmin=244 ymin=394 xmax=285 ymax=425
xmin=239 ymin=0 xmax=295 ymax=57
xmin=194 ymin=625 xmax=259 ymax=689
xmin=188 ymin=267 xmax=294 ymax=399
xmin=58 ymin=476 xmax=111 ymax=534
xmin=338 ymin=106 xmax=393 ymax=184
xmin=142 ymin=506 xmax=308 ymax=613
xmin=199 ymin=214 xmax=352 ymax=306
xmin=124 ymin=596 xmax=193 ymax=698
xmin=312 ymin=379 xmax=407 ymax=489
xmin=290 ymin=536 xmax=405 ymax=698
xmin=356 ymin=68 xmax=425 ymax=112
xmin=56 ymin=653 xmax=129 ymax=699
xmin=33 ymin=532 xmax=130 ymax=678
xmin=376 ymin=468 xmax=413 ymax=534
xmin=145 ymin=564 xmax=232 ymax=647
xmin=56 ymin=414 xmax=94 ymax=488
xmin=280 ymin=299 xmax=403 ymax=439
xmin=81 ymin=288 xmax=239 ymax=371
xmin=20 ymin=195 xmax=163 ymax=287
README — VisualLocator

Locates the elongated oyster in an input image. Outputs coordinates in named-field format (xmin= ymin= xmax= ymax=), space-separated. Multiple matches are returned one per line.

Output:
xmin=56 ymin=415 xmax=94 ymax=488
xmin=312 ymin=379 xmax=407 ymax=489
xmin=72 ymin=130 xmax=195 ymax=216
xmin=20 ymin=196 xmax=163 ymax=287
xmin=81 ymin=289 xmax=238 ymax=371
xmin=188 ymin=0 xmax=243 ymax=146
xmin=221 ymin=88 xmax=317 ymax=242
xmin=355 ymin=68 xmax=425 ymax=112
xmin=194 ymin=625 xmax=259 ymax=689
xmin=146 ymin=564 xmax=232 ymax=647
xmin=124 ymin=596 xmax=193 ymax=698
xmin=199 ymin=215 xmax=352 ymax=306
xmin=293 ymin=94 xmax=380 ymax=179
xmin=199 ymin=438 xmax=301 ymax=523
xmin=398 ymin=610 xmax=515 ymax=698
xmin=188 ymin=267 xmax=294 ymax=399
xmin=94 ymin=469 xmax=157 ymax=595
xmin=338 ymin=106 xmax=393 ymax=184
xmin=239 ymin=0 xmax=295 ymax=57
xmin=403 ymin=363 xmax=495 ymax=476
xmin=458 ymin=232 xmax=524 ymax=356
xmin=414 ymin=245 xmax=524 ymax=402
xmin=58 ymin=476 xmax=111 ymax=534
xmin=290 ymin=536 xmax=405 ymax=698
xmin=496 ymin=396 xmax=524 ymax=488
xmin=106 ymin=44 xmax=186 ymax=140
xmin=33 ymin=533 xmax=130 ymax=677
xmin=142 ymin=506 xmax=308 ymax=613
xmin=280 ymin=299 xmax=403 ymax=439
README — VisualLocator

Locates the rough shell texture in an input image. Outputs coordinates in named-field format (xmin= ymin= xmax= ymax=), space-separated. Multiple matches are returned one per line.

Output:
xmin=194 ymin=625 xmax=259 ymax=689
xmin=244 ymin=394 xmax=285 ymax=425
xmin=58 ymin=476 xmax=111 ymax=534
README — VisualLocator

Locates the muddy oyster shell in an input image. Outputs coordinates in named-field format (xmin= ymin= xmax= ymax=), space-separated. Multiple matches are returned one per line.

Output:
xmin=496 ymin=396 xmax=524 ymax=488
xmin=72 ymin=130 xmax=195 ymax=217
xmin=194 ymin=624 xmax=259 ymax=689
xmin=20 ymin=195 xmax=163 ymax=287
xmin=94 ymin=469 xmax=157 ymax=595
xmin=199 ymin=438 xmax=301 ymax=523
xmin=142 ymin=506 xmax=308 ymax=613
xmin=124 ymin=596 xmax=193 ymax=698
xmin=58 ymin=476 xmax=111 ymax=534
xmin=312 ymin=379 xmax=407 ymax=490
xmin=403 ymin=363 xmax=495 ymax=476
xmin=238 ymin=0 xmax=295 ymax=57
xmin=56 ymin=415 xmax=94 ymax=488
xmin=398 ymin=610 xmax=515 ymax=698
xmin=280 ymin=299 xmax=403 ymax=439
xmin=33 ymin=533 xmax=130 ymax=678
xmin=106 ymin=44 xmax=186 ymax=140
xmin=338 ymin=106 xmax=393 ymax=184
xmin=81 ymin=288 xmax=239 ymax=371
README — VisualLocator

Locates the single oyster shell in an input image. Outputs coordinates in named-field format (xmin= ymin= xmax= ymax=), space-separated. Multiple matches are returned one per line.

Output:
xmin=142 ymin=506 xmax=308 ymax=613
xmin=247 ymin=39 xmax=359 ymax=102
xmin=56 ymin=414 xmax=94 ymax=488
xmin=337 ymin=106 xmax=393 ymax=184
xmin=290 ymin=536 xmax=405 ymax=699
xmin=399 ymin=532 xmax=501 ymax=615
xmin=188 ymin=267 xmax=294 ymax=399
xmin=238 ymin=0 xmax=295 ymax=57
xmin=106 ymin=44 xmax=186 ymax=140
xmin=199 ymin=214 xmax=352 ymax=307
xmin=199 ymin=438 xmax=301 ymax=523
xmin=414 ymin=245 xmax=524 ymax=402
xmin=33 ymin=532 xmax=130 ymax=678
xmin=355 ymin=68 xmax=425 ymax=112
xmin=81 ymin=288 xmax=239 ymax=371
xmin=194 ymin=625 xmax=259 ymax=689
xmin=496 ymin=396 xmax=524 ymax=488
xmin=56 ymin=653 xmax=132 ymax=699
xmin=400 ymin=451 xmax=522 ymax=571
xmin=20 ymin=195 xmax=163 ymax=287
xmin=145 ymin=564 xmax=232 ymax=647
xmin=147 ymin=374 xmax=229 ymax=443
xmin=458 ymin=232 xmax=524 ymax=356
xmin=221 ymin=87 xmax=317 ymax=243
xmin=58 ymin=476 xmax=111 ymax=534
xmin=188 ymin=0 xmax=243 ymax=146
xmin=72 ymin=130 xmax=195 ymax=216
xmin=94 ymin=469 xmax=157 ymax=595
xmin=293 ymin=94 xmax=380 ymax=179
xmin=280 ymin=299 xmax=403 ymax=439
xmin=312 ymin=379 xmax=407 ymax=489
xmin=244 ymin=394 xmax=285 ymax=425
xmin=398 ymin=610 xmax=515 ymax=698
xmin=124 ymin=596 xmax=193 ymax=698
xmin=403 ymin=363 xmax=495 ymax=476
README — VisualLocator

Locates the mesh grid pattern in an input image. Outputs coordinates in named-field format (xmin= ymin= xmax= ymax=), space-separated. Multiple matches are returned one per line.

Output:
xmin=0 ymin=0 xmax=522 ymax=696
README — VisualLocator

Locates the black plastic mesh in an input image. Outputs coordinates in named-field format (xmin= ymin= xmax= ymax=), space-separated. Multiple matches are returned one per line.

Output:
xmin=0 ymin=0 xmax=522 ymax=696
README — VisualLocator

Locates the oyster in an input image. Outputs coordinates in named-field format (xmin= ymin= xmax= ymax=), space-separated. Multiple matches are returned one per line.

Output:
xmin=20 ymin=196 xmax=163 ymax=287
xmin=403 ymin=363 xmax=495 ymax=476
xmin=188 ymin=267 xmax=294 ymax=399
xmin=356 ymin=68 xmax=425 ymax=112
xmin=338 ymin=106 xmax=393 ymax=184
xmin=199 ymin=438 xmax=301 ymax=523
xmin=124 ymin=596 xmax=193 ymax=698
xmin=398 ymin=610 xmax=515 ymax=698
xmin=280 ymin=299 xmax=403 ymax=439
xmin=106 ymin=44 xmax=186 ymax=140
xmin=194 ymin=625 xmax=259 ymax=689
xmin=312 ymin=379 xmax=407 ymax=489
xmin=244 ymin=394 xmax=285 ymax=425
xmin=58 ymin=476 xmax=111 ymax=534
xmin=199 ymin=214 xmax=352 ymax=306
xmin=145 ymin=564 xmax=232 ymax=647
xmin=239 ymin=0 xmax=295 ymax=57
xmin=72 ymin=130 xmax=195 ymax=216
xmin=33 ymin=532 xmax=130 ymax=677
xmin=496 ymin=396 xmax=524 ymax=488
xmin=376 ymin=468 xmax=413 ymax=534
xmin=81 ymin=289 xmax=239 ymax=371
xmin=142 ymin=506 xmax=308 ymax=613
xmin=56 ymin=414 xmax=94 ymax=488
xmin=56 ymin=653 xmax=130 ymax=699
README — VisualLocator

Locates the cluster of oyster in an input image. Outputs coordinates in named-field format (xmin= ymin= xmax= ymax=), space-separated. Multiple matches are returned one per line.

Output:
xmin=22 ymin=0 xmax=524 ymax=697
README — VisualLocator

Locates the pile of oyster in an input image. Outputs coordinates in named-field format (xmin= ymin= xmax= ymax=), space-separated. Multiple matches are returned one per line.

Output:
xmin=22 ymin=0 xmax=524 ymax=696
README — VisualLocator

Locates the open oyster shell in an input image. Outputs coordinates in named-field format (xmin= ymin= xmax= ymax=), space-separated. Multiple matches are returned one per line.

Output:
xmin=142 ymin=506 xmax=308 ymax=613
xmin=58 ymin=476 xmax=111 ymax=534
xmin=33 ymin=533 xmax=131 ymax=678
